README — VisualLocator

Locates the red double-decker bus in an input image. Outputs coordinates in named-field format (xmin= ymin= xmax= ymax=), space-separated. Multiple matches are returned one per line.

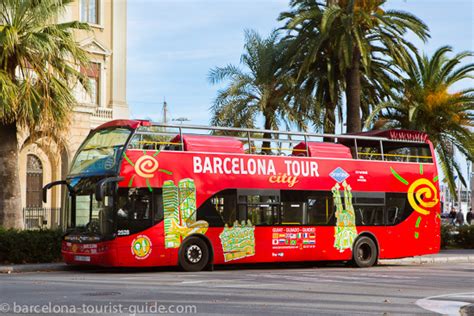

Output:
xmin=44 ymin=120 xmax=440 ymax=271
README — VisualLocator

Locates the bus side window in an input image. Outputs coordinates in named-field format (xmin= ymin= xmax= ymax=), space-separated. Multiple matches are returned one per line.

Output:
xmin=280 ymin=190 xmax=306 ymax=225
xmin=153 ymin=190 xmax=164 ymax=223
xmin=238 ymin=191 xmax=279 ymax=226
xmin=307 ymin=193 xmax=335 ymax=226
xmin=209 ymin=190 xmax=237 ymax=226
xmin=386 ymin=193 xmax=412 ymax=225
xmin=353 ymin=192 xmax=386 ymax=226
xmin=280 ymin=202 xmax=304 ymax=225
xmin=354 ymin=205 xmax=384 ymax=225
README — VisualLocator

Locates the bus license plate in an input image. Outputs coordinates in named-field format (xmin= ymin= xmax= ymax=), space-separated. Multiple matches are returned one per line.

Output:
xmin=74 ymin=255 xmax=91 ymax=262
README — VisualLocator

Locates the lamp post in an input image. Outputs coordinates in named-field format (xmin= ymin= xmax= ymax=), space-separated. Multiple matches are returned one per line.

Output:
xmin=172 ymin=117 xmax=190 ymax=125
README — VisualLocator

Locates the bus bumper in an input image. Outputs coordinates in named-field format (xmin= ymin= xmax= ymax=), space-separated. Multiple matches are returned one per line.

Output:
xmin=62 ymin=241 xmax=117 ymax=267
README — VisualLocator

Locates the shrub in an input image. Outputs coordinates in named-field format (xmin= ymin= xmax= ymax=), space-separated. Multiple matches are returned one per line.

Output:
xmin=441 ymin=224 xmax=474 ymax=249
xmin=456 ymin=225 xmax=474 ymax=249
xmin=440 ymin=224 xmax=455 ymax=249
xmin=0 ymin=228 xmax=63 ymax=264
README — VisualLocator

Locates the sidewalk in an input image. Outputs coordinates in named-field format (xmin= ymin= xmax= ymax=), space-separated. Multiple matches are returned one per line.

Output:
xmin=379 ymin=249 xmax=474 ymax=265
xmin=0 ymin=262 xmax=67 ymax=273
xmin=0 ymin=250 xmax=473 ymax=273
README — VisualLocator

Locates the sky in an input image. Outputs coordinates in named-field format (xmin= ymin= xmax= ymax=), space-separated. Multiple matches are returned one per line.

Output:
xmin=127 ymin=0 xmax=473 ymax=123
xmin=126 ymin=0 xmax=474 ymax=181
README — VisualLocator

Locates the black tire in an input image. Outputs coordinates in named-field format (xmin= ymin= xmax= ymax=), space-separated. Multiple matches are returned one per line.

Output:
xmin=352 ymin=236 xmax=378 ymax=268
xmin=178 ymin=236 xmax=209 ymax=272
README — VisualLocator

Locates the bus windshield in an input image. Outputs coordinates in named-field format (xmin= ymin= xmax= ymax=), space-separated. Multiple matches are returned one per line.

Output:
xmin=70 ymin=128 xmax=131 ymax=175
xmin=65 ymin=177 xmax=115 ymax=239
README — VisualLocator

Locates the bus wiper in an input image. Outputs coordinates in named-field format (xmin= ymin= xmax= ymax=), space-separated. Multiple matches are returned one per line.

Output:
xmin=81 ymin=145 xmax=123 ymax=152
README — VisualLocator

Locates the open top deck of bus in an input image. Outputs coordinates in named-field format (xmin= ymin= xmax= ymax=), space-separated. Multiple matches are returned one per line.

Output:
xmin=95 ymin=119 xmax=434 ymax=163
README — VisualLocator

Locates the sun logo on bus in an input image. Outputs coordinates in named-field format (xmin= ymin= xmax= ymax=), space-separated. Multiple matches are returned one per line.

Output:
xmin=131 ymin=235 xmax=152 ymax=259
xmin=123 ymin=150 xmax=172 ymax=191
xmin=390 ymin=164 xmax=439 ymax=239
xmin=135 ymin=155 xmax=159 ymax=178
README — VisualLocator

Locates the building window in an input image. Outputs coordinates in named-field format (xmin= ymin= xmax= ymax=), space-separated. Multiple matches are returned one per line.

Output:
xmin=81 ymin=62 xmax=100 ymax=105
xmin=81 ymin=0 xmax=99 ymax=25
xmin=26 ymin=155 xmax=43 ymax=208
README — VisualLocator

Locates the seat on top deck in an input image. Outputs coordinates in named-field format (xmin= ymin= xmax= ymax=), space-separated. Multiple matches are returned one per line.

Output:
xmin=292 ymin=142 xmax=353 ymax=159
xmin=169 ymin=135 xmax=245 ymax=154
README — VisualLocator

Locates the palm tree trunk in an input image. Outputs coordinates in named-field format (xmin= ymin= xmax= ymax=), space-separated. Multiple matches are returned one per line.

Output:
xmin=323 ymin=99 xmax=336 ymax=142
xmin=0 ymin=122 xmax=24 ymax=229
xmin=345 ymin=47 xmax=362 ymax=133
xmin=262 ymin=112 xmax=273 ymax=154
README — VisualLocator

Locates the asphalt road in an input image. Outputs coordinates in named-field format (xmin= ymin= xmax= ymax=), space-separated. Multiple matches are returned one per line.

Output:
xmin=0 ymin=262 xmax=473 ymax=315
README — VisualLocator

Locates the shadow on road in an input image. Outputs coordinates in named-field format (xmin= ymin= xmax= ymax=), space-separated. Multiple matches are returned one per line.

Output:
xmin=64 ymin=260 xmax=387 ymax=274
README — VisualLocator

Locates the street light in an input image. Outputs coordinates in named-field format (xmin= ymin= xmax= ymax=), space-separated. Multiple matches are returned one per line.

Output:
xmin=172 ymin=117 xmax=190 ymax=124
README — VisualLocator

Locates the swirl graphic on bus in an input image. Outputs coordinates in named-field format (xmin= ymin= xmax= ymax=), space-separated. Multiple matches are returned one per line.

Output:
xmin=135 ymin=155 xmax=159 ymax=178
xmin=407 ymin=178 xmax=438 ymax=216
xmin=122 ymin=150 xmax=173 ymax=191
xmin=390 ymin=165 xmax=439 ymax=239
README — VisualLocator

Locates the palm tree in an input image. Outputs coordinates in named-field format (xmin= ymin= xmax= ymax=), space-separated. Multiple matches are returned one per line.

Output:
xmin=0 ymin=0 xmax=90 ymax=228
xmin=365 ymin=46 xmax=474 ymax=193
xmin=279 ymin=0 xmax=429 ymax=133
xmin=209 ymin=30 xmax=312 ymax=152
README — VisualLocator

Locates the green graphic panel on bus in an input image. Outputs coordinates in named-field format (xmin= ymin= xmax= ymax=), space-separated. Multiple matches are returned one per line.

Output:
xmin=332 ymin=181 xmax=358 ymax=252
xmin=163 ymin=180 xmax=181 ymax=248
xmin=178 ymin=179 xmax=197 ymax=224
xmin=219 ymin=220 xmax=255 ymax=262
xmin=163 ymin=179 xmax=208 ymax=249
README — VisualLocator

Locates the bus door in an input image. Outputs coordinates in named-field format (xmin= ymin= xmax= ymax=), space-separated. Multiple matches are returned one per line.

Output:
xmin=115 ymin=188 xmax=165 ymax=265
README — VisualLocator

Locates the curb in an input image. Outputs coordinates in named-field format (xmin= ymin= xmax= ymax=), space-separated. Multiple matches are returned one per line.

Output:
xmin=0 ymin=263 xmax=67 ymax=274
xmin=380 ymin=255 xmax=474 ymax=265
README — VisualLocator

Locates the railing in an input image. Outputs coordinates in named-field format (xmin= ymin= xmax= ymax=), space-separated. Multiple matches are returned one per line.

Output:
xmin=23 ymin=208 xmax=61 ymax=230
xmin=92 ymin=107 xmax=113 ymax=120
xmin=128 ymin=123 xmax=433 ymax=163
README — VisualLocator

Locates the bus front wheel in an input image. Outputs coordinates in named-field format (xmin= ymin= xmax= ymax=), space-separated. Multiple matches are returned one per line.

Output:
xmin=352 ymin=236 xmax=378 ymax=268
xmin=179 ymin=236 xmax=209 ymax=272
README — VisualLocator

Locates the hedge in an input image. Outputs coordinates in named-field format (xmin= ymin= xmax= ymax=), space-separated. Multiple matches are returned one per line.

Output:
xmin=441 ymin=225 xmax=474 ymax=249
xmin=0 ymin=228 xmax=63 ymax=264
xmin=0 ymin=225 xmax=471 ymax=264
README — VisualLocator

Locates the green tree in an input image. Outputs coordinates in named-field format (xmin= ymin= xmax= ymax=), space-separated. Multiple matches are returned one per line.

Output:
xmin=0 ymin=0 xmax=90 ymax=228
xmin=209 ymin=30 xmax=311 ymax=151
xmin=280 ymin=0 xmax=429 ymax=133
xmin=365 ymin=46 xmax=474 ymax=193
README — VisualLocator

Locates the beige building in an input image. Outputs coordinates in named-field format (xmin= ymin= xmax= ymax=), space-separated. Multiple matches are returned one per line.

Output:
xmin=18 ymin=0 xmax=129 ymax=228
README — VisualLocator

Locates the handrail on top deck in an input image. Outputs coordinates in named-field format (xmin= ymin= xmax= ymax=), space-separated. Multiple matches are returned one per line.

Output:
xmin=129 ymin=122 xmax=432 ymax=162
xmin=144 ymin=122 xmax=427 ymax=144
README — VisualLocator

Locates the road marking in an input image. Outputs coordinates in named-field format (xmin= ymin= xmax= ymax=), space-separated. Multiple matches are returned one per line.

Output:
xmin=180 ymin=280 xmax=206 ymax=284
xmin=416 ymin=292 xmax=474 ymax=315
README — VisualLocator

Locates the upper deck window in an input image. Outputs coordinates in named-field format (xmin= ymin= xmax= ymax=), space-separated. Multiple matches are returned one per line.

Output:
xmin=353 ymin=140 xmax=433 ymax=163
xmin=70 ymin=128 xmax=131 ymax=175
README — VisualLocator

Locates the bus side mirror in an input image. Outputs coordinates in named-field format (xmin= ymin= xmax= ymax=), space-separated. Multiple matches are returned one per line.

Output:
xmin=42 ymin=180 xmax=72 ymax=203
xmin=96 ymin=177 xmax=124 ymax=202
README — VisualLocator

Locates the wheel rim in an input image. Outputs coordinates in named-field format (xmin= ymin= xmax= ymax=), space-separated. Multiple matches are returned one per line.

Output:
xmin=186 ymin=245 xmax=202 ymax=264
xmin=357 ymin=243 xmax=372 ymax=263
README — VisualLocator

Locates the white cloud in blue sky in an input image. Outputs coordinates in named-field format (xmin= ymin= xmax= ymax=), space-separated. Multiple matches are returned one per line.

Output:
xmin=126 ymin=0 xmax=473 ymax=124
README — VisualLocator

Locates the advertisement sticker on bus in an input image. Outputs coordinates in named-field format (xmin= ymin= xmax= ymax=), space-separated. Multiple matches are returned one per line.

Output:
xmin=131 ymin=235 xmax=152 ymax=260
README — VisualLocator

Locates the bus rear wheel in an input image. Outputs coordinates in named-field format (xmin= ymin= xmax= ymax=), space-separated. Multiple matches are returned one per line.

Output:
xmin=179 ymin=237 xmax=209 ymax=272
xmin=352 ymin=236 xmax=378 ymax=268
